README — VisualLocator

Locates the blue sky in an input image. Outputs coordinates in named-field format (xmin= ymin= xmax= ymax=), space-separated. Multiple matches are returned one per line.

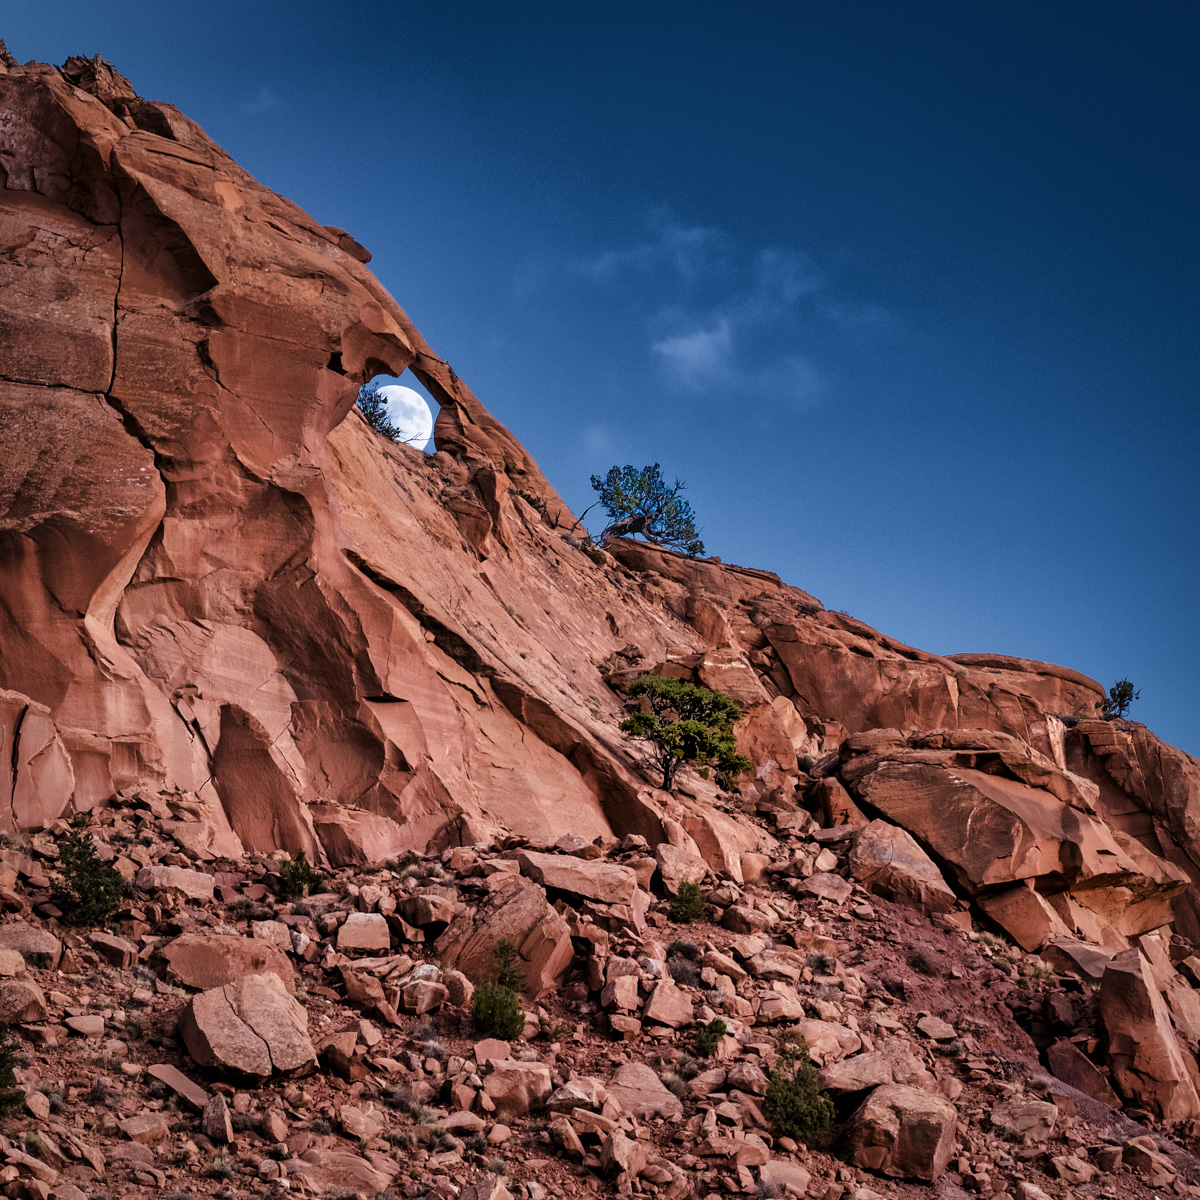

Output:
xmin=8 ymin=2 xmax=1198 ymax=753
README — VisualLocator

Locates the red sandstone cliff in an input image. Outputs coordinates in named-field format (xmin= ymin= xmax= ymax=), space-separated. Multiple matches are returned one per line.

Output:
xmin=2 ymin=50 xmax=1200 ymax=969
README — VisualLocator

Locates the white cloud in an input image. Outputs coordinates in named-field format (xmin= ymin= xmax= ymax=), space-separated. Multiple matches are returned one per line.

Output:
xmin=581 ymin=209 xmax=732 ymax=282
xmin=578 ymin=208 xmax=892 ymax=406
xmin=243 ymin=85 xmax=277 ymax=115
xmin=582 ymin=424 xmax=613 ymax=456
xmin=651 ymin=319 xmax=733 ymax=389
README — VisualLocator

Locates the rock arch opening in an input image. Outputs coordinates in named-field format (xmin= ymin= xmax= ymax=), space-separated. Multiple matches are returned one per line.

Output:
xmin=356 ymin=370 xmax=439 ymax=453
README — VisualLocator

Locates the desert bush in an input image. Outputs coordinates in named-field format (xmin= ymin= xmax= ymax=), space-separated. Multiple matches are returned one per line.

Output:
xmin=494 ymin=936 xmax=526 ymax=992
xmin=909 ymin=946 xmax=941 ymax=977
xmin=695 ymin=1017 xmax=727 ymax=1058
xmin=471 ymin=982 xmax=525 ymax=1040
xmin=763 ymin=1037 xmax=834 ymax=1143
xmin=277 ymin=849 xmax=324 ymax=899
xmin=666 ymin=952 xmax=703 ymax=988
xmin=0 ymin=1025 xmax=23 ymax=1114
xmin=669 ymin=880 xmax=707 ymax=924
xmin=356 ymin=381 xmax=402 ymax=441
xmin=471 ymin=939 xmax=526 ymax=1040
xmin=51 ymin=824 xmax=124 ymax=927
xmin=807 ymin=950 xmax=836 ymax=975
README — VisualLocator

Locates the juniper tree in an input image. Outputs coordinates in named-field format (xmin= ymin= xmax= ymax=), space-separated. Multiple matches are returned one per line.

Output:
xmin=620 ymin=673 xmax=750 ymax=791
xmin=589 ymin=463 xmax=704 ymax=556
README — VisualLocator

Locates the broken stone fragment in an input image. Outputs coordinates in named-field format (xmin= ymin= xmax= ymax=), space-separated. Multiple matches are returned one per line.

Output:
xmin=482 ymin=1058 xmax=552 ymax=1118
xmin=135 ymin=864 xmax=216 ymax=902
xmin=178 ymin=972 xmax=317 ymax=1077
xmin=990 ymin=1097 xmax=1059 ymax=1144
xmin=605 ymin=1062 xmax=684 ymax=1119
xmin=1099 ymin=948 xmax=1200 ymax=1120
xmin=845 ymin=1083 xmax=957 ymax=1181
xmin=0 ymin=922 xmax=62 ymax=968
xmin=160 ymin=931 xmax=294 ymax=992
xmin=514 ymin=850 xmax=639 ymax=905
xmin=337 ymin=911 xmax=392 ymax=953
xmin=848 ymin=820 xmax=956 ymax=913
xmin=0 ymin=979 xmax=46 ymax=1023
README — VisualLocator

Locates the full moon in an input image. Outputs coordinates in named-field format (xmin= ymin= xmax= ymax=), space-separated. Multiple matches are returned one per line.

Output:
xmin=378 ymin=385 xmax=435 ymax=451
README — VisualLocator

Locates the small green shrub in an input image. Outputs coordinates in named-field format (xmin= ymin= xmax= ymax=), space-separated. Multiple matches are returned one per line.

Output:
xmin=494 ymin=936 xmax=527 ymax=992
xmin=695 ymin=1017 xmax=727 ymax=1058
xmin=51 ymin=824 xmax=124 ymax=926
xmin=763 ymin=1037 xmax=834 ymax=1143
xmin=620 ymin=673 xmax=751 ymax=791
xmin=589 ymin=548 xmax=607 ymax=565
xmin=471 ymin=939 xmax=527 ymax=1040
xmin=277 ymin=849 xmax=325 ymax=899
xmin=0 ymin=1027 xmax=23 ymax=1108
xmin=669 ymin=880 xmax=707 ymax=924
xmin=471 ymin=982 xmax=525 ymax=1040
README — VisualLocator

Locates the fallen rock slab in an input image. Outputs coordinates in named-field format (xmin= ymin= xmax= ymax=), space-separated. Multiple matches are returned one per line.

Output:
xmin=515 ymin=850 xmax=639 ymax=905
xmin=135 ymin=864 xmax=215 ymax=901
xmin=605 ymin=1062 xmax=684 ymax=1119
xmin=0 ymin=922 xmax=61 ymax=968
xmin=178 ymin=972 xmax=317 ymax=1077
xmin=161 ymin=932 xmax=295 ymax=992
xmin=848 ymin=820 xmax=956 ymax=912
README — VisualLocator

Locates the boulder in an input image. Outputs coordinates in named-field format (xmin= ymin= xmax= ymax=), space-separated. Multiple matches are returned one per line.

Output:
xmin=605 ymin=1062 xmax=684 ymax=1119
xmin=290 ymin=1150 xmax=390 ymax=1196
xmin=336 ymin=911 xmax=391 ymax=953
xmin=819 ymin=1052 xmax=896 ymax=1095
xmin=990 ymin=1097 xmax=1059 ymax=1144
xmin=848 ymin=820 xmax=956 ymax=912
xmin=643 ymin=978 xmax=694 ymax=1028
xmin=1099 ymin=949 xmax=1200 ymax=1120
xmin=794 ymin=873 xmax=853 ymax=904
xmin=135 ymin=866 xmax=215 ymax=902
xmin=0 ymin=979 xmax=46 ymax=1023
xmin=436 ymin=878 xmax=573 ymax=999
xmin=845 ymin=1083 xmax=957 ymax=1181
xmin=160 ymin=932 xmax=294 ymax=992
xmin=977 ymin=883 xmax=1073 ymax=952
xmin=0 ymin=922 xmax=61 ymax=968
xmin=515 ymin=850 xmax=639 ymax=905
xmin=654 ymin=842 xmax=709 ymax=895
xmin=787 ymin=1019 xmax=861 ymax=1066
xmin=759 ymin=1160 xmax=813 ymax=1197
xmin=483 ymin=1059 xmax=552 ymax=1118
xmin=845 ymin=759 xmax=1186 ymax=937
xmin=178 ymin=972 xmax=317 ymax=1077
xmin=1045 ymin=1039 xmax=1120 ymax=1107
xmin=89 ymin=932 xmax=137 ymax=969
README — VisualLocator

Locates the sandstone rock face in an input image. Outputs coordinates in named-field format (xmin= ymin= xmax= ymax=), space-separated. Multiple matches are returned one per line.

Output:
xmin=2 ymin=56 xmax=1194 ymax=948
xmin=178 ymin=972 xmax=317 ymax=1077
xmin=845 ymin=1083 xmax=957 ymax=1181
xmin=5 ymin=67 xmax=1200 ymax=1166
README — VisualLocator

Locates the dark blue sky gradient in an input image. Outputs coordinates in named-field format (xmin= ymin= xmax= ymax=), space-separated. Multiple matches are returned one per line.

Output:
xmin=8 ymin=3 xmax=1198 ymax=752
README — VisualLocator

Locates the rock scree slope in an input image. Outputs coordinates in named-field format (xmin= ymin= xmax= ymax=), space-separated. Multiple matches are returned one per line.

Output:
xmin=4 ymin=48 xmax=1200 ymax=1200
